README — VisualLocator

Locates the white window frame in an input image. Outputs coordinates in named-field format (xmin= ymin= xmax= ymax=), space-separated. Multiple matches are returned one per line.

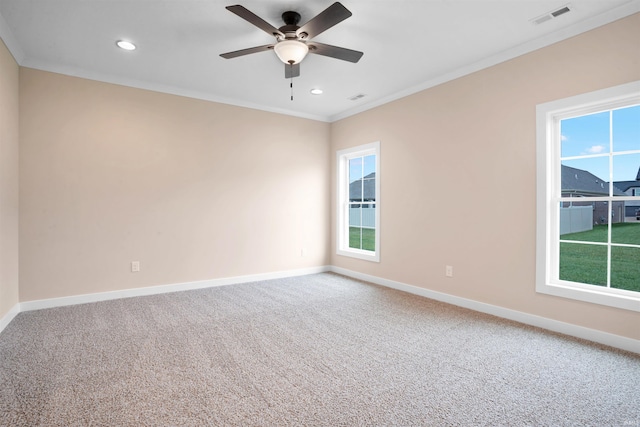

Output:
xmin=536 ymin=81 xmax=640 ymax=312
xmin=336 ymin=141 xmax=380 ymax=262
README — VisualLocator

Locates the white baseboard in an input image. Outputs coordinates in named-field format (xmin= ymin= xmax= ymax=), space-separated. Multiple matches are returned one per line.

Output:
xmin=4 ymin=265 xmax=638 ymax=354
xmin=19 ymin=266 xmax=331 ymax=312
xmin=330 ymin=266 xmax=640 ymax=355
xmin=0 ymin=303 xmax=20 ymax=335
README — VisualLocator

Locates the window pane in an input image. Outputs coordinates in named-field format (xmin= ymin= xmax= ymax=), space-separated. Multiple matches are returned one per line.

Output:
xmin=363 ymin=155 xmax=376 ymax=203
xmin=611 ymin=246 xmax=640 ymax=292
xmin=612 ymin=105 xmax=640 ymax=153
xmin=361 ymin=204 xmax=376 ymax=228
xmin=364 ymin=155 xmax=376 ymax=177
xmin=561 ymin=158 xmax=610 ymax=197
xmin=348 ymin=227 xmax=376 ymax=251
xmin=559 ymin=242 xmax=607 ymax=286
xmin=361 ymin=228 xmax=375 ymax=251
xmin=612 ymin=153 xmax=640 ymax=192
xmin=561 ymin=111 xmax=610 ymax=158
xmin=349 ymin=204 xmax=361 ymax=227
xmin=349 ymin=226 xmax=362 ymax=249
xmin=625 ymin=200 xmax=640 ymax=222
xmin=349 ymin=157 xmax=363 ymax=181
xmin=349 ymin=157 xmax=363 ymax=202
xmin=349 ymin=180 xmax=363 ymax=202
xmin=348 ymin=204 xmax=376 ymax=251
xmin=558 ymin=202 xmax=599 ymax=239
xmin=362 ymin=178 xmax=375 ymax=203
xmin=559 ymin=202 xmax=609 ymax=243
xmin=611 ymin=222 xmax=640 ymax=245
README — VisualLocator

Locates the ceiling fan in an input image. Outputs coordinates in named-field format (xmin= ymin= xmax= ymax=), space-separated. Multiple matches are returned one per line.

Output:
xmin=220 ymin=2 xmax=363 ymax=79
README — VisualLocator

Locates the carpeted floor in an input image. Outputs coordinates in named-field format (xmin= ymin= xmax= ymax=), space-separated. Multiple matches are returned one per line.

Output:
xmin=0 ymin=273 xmax=638 ymax=426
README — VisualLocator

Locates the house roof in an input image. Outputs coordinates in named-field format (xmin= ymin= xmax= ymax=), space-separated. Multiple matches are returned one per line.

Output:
xmin=613 ymin=166 xmax=640 ymax=192
xmin=614 ymin=180 xmax=640 ymax=192
xmin=561 ymin=165 xmax=626 ymax=196
xmin=349 ymin=173 xmax=376 ymax=202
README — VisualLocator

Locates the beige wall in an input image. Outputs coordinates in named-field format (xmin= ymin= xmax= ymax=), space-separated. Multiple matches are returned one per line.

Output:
xmin=19 ymin=69 xmax=330 ymax=301
xmin=0 ymin=38 xmax=19 ymax=319
xmin=331 ymin=14 xmax=640 ymax=340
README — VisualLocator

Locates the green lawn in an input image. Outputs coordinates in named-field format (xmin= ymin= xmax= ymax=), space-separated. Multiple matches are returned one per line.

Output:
xmin=349 ymin=227 xmax=375 ymax=251
xmin=561 ymin=222 xmax=640 ymax=245
xmin=560 ymin=223 xmax=640 ymax=292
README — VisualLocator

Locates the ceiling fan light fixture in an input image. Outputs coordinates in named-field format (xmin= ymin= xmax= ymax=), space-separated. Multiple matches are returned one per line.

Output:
xmin=274 ymin=40 xmax=309 ymax=64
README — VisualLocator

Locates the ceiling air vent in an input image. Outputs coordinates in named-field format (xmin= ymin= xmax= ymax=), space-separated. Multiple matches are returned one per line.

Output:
xmin=348 ymin=93 xmax=366 ymax=101
xmin=530 ymin=4 xmax=572 ymax=25
xmin=551 ymin=6 xmax=571 ymax=17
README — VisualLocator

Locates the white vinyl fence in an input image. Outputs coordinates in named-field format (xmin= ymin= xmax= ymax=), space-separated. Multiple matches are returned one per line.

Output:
xmin=560 ymin=206 xmax=593 ymax=235
xmin=349 ymin=207 xmax=376 ymax=228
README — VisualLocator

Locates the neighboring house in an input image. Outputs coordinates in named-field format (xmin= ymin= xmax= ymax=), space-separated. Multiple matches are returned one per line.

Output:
xmin=561 ymin=165 xmax=626 ymax=224
xmin=349 ymin=172 xmax=376 ymax=203
xmin=613 ymin=166 xmax=640 ymax=218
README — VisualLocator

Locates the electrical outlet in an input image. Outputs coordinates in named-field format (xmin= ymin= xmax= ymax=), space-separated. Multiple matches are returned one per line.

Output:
xmin=131 ymin=261 xmax=140 ymax=272
xmin=301 ymin=248 xmax=307 ymax=257
xmin=445 ymin=265 xmax=453 ymax=278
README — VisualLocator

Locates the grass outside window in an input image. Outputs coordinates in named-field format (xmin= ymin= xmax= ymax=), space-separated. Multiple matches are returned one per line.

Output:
xmin=349 ymin=227 xmax=375 ymax=251
xmin=559 ymin=223 xmax=640 ymax=292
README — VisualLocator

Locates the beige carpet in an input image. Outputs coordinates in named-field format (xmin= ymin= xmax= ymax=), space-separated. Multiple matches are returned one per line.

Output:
xmin=1 ymin=273 xmax=638 ymax=426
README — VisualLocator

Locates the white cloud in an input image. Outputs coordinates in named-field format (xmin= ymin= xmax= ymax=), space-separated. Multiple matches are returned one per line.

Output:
xmin=586 ymin=145 xmax=606 ymax=154
xmin=561 ymin=135 xmax=568 ymax=142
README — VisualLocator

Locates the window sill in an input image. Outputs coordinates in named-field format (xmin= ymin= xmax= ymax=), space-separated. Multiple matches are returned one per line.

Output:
xmin=536 ymin=280 xmax=640 ymax=312
xmin=337 ymin=248 xmax=380 ymax=262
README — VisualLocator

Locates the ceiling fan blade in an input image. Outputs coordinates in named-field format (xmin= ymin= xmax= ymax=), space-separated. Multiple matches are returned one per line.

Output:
xmin=284 ymin=63 xmax=300 ymax=79
xmin=225 ymin=5 xmax=284 ymax=38
xmin=297 ymin=2 xmax=352 ymax=39
xmin=308 ymin=42 xmax=363 ymax=63
xmin=220 ymin=44 xmax=274 ymax=59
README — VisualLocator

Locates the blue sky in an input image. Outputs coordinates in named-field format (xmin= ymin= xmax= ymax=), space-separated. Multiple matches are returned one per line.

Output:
xmin=561 ymin=105 xmax=640 ymax=182
xmin=349 ymin=155 xmax=376 ymax=183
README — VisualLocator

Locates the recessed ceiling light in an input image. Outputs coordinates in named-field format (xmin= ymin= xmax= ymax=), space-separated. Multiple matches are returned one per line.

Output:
xmin=310 ymin=88 xmax=323 ymax=95
xmin=116 ymin=40 xmax=136 ymax=51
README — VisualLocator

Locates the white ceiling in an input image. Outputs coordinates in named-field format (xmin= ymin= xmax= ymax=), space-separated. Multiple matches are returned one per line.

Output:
xmin=1 ymin=0 xmax=638 ymax=122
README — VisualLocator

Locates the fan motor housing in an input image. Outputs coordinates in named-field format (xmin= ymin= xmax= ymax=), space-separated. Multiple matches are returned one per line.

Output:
xmin=279 ymin=11 xmax=302 ymax=39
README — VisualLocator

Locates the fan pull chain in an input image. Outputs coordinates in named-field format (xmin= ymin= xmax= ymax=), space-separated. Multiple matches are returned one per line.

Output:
xmin=290 ymin=63 xmax=294 ymax=101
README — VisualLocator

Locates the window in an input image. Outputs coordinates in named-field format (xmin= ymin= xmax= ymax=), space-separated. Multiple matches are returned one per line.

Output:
xmin=337 ymin=142 xmax=380 ymax=262
xmin=536 ymin=81 xmax=640 ymax=312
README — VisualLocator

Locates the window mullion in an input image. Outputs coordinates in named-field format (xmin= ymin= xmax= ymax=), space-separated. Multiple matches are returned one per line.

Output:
xmin=344 ymin=160 xmax=350 ymax=250
xmin=360 ymin=157 xmax=364 ymax=250
xmin=607 ymin=110 xmax=613 ymax=288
